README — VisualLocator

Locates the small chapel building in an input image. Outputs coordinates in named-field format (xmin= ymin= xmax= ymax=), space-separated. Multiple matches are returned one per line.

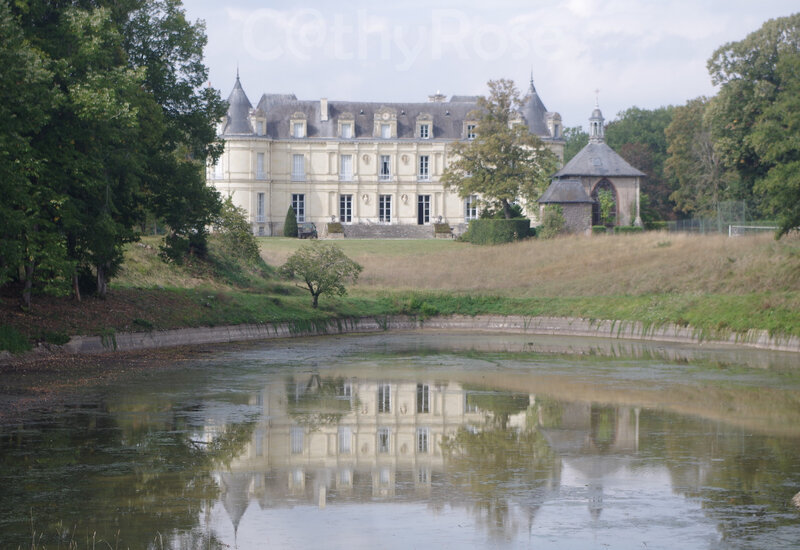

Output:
xmin=539 ymin=104 xmax=644 ymax=233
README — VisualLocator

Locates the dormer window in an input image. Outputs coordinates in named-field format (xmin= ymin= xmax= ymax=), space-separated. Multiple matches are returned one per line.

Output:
xmin=416 ymin=114 xmax=433 ymax=140
xmin=373 ymin=107 xmax=397 ymax=138
xmin=257 ymin=120 xmax=265 ymax=136
xmin=466 ymin=123 xmax=477 ymax=140
xmin=290 ymin=112 xmax=307 ymax=139
xmin=338 ymin=113 xmax=355 ymax=139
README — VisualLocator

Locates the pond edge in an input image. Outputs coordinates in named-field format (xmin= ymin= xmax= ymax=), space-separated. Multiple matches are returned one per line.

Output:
xmin=3 ymin=315 xmax=798 ymax=365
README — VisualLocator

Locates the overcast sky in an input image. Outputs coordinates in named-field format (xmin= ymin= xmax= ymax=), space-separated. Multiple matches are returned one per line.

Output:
xmin=183 ymin=0 xmax=797 ymax=129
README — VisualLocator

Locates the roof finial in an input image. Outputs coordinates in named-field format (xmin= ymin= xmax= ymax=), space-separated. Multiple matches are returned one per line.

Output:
xmin=530 ymin=68 xmax=535 ymax=90
xmin=594 ymin=88 xmax=600 ymax=108
xmin=236 ymin=64 xmax=240 ymax=81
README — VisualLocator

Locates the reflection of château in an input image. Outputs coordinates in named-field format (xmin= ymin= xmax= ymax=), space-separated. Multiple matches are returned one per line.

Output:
xmin=213 ymin=375 xmax=642 ymax=534
xmin=221 ymin=377 xmax=489 ymax=508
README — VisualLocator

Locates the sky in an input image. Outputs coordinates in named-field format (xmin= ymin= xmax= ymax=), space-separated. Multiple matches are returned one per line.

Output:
xmin=182 ymin=0 xmax=798 ymax=129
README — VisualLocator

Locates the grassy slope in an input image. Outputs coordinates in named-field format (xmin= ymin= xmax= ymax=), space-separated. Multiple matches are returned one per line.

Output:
xmin=2 ymin=232 xmax=800 ymax=351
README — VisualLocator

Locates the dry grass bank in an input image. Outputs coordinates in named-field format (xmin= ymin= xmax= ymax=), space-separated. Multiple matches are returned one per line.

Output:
xmin=259 ymin=232 xmax=800 ymax=297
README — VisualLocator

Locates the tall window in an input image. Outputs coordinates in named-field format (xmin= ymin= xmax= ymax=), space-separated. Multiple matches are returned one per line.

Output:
xmin=377 ymin=383 xmax=391 ymax=413
xmin=380 ymin=123 xmax=391 ymax=139
xmin=419 ymin=124 xmax=430 ymax=139
xmin=379 ymin=155 xmax=391 ymax=181
xmin=338 ymin=426 xmax=352 ymax=454
xmin=417 ymin=195 xmax=430 ymax=225
xmin=418 ymin=155 xmax=430 ymax=181
xmin=416 ymin=428 xmax=429 ymax=453
xmin=467 ymin=124 xmax=476 ymax=140
xmin=293 ymin=122 xmax=304 ymax=138
xmin=341 ymin=122 xmax=352 ymax=139
xmin=339 ymin=194 xmax=352 ymax=223
xmin=256 ymin=152 xmax=265 ymax=179
xmin=257 ymin=120 xmax=265 ymax=136
xmin=340 ymin=154 xmax=353 ymax=181
xmin=291 ymin=154 xmax=305 ymax=181
xmin=213 ymin=160 xmax=223 ymax=179
xmin=291 ymin=427 xmax=304 ymax=454
xmin=291 ymin=193 xmax=305 ymax=222
xmin=465 ymin=195 xmax=478 ymax=221
xmin=377 ymin=427 xmax=390 ymax=453
xmin=379 ymin=195 xmax=392 ymax=223
xmin=257 ymin=192 xmax=265 ymax=222
xmin=417 ymin=384 xmax=430 ymax=413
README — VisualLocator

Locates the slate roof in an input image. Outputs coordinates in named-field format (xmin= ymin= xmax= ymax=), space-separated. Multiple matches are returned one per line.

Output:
xmin=221 ymin=78 xmax=560 ymax=141
xmin=538 ymin=179 xmax=594 ymax=204
xmin=252 ymin=97 xmax=478 ymax=140
xmin=222 ymin=75 xmax=254 ymax=135
xmin=553 ymin=142 xmax=646 ymax=178
xmin=521 ymin=79 xmax=551 ymax=137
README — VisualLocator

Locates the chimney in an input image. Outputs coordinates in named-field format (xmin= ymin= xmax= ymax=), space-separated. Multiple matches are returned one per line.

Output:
xmin=428 ymin=90 xmax=446 ymax=103
xmin=320 ymin=98 xmax=328 ymax=121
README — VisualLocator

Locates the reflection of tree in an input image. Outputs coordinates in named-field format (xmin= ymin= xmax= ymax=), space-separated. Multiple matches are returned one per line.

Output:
xmin=285 ymin=375 xmax=357 ymax=430
xmin=463 ymin=386 xmax=529 ymax=429
xmin=441 ymin=392 xmax=561 ymax=541
xmin=639 ymin=411 xmax=800 ymax=545
xmin=0 ymin=397 xmax=255 ymax=549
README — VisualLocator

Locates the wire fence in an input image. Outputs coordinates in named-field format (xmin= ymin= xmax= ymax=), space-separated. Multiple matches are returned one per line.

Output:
xmin=667 ymin=201 xmax=776 ymax=236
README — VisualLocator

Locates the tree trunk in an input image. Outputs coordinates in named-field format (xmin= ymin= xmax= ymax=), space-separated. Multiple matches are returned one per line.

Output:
xmin=73 ymin=272 xmax=81 ymax=302
xmin=97 ymin=263 xmax=107 ymax=299
xmin=312 ymin=293 xmax=319 ymax=308
xmin=22 ymin=262 xmax=34 ymax=309
xmin=502 ymin=199 xmax=514 ymax=219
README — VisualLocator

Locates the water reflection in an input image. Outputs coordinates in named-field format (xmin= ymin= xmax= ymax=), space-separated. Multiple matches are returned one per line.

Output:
xmin=1 ymin=333 xmax=799 ymax=549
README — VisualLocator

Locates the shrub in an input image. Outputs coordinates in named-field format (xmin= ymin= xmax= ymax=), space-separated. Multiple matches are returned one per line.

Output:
xmin=283 ymin=206 xmax=298 ymax=237
xmin=614 ymin=226 xmax=644 ymax=234
xmin=592 ymin=225 xmax=607 ymax=234
xmin=460 ymin=218 xmax=531 ymax=245
xmin=327 ymin=222 xmax=344 ymax=234
xmin=214 ymin=198 xmax=261 ymax=262
xmin=646 ymin=221 xmax=668 ymax=231
xmin=0 ymin=325 xmax=31 ymax=353
xmin=538 ymin=205 xmax=565 ymax=239
xmin=434 ymin=223 xmax=452 ymax=235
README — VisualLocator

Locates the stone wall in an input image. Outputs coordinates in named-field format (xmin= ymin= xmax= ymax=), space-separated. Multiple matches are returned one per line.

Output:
xmin=562 ymin=203 xmax=592 ymax=234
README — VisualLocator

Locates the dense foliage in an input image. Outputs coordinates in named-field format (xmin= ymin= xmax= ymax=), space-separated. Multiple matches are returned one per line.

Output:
xmin=441 ymin=79 xmax=558 ymax=219
xmin=460 ymin=218 xmax=532 ymax=245
xmin=0 ymin=0 xmax=224 ymax=307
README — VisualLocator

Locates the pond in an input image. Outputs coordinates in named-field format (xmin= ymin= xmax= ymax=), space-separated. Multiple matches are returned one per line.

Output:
xmin=1 ymin=332 xmax=800 ymax=549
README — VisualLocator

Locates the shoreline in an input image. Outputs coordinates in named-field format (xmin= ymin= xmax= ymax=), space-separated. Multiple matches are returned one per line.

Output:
xmin=3 ymin=314 xmax=799 ymax=367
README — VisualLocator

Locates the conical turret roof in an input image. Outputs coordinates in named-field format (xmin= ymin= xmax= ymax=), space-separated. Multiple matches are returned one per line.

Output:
xmin=521 ymin=77 xmax=550 ymax=137
xmin=222 ymin=74 xmax=253 ymax=135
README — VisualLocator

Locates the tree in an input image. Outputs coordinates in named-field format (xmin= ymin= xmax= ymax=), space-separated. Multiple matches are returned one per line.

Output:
xmin=562 ymin=126 xmax=589 ymax=163
xmin=597 ymin=189 xmax=616 ymax=226
xmin=283 ymin=205 xmax=298 ymax=237
xmin=606 ymin=106 xmax=676 ymax=220
xmin=707 ymin=13 xmax=800 ymax=235
xmin=279 ymin=243 xmax=362 ymax=308
xmin=665 ymin=97 xmax=737 ymax=218
xmin=441 ymin=79 xmax=558 ymax=219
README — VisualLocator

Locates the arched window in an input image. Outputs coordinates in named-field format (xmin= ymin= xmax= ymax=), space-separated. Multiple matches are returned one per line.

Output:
xmin=591 ymin=179 xmax=617 ymax=226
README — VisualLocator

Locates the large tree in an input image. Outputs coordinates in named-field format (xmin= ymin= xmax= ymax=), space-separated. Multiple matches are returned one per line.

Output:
xmin=665 ymin=97 xmax=737 ymax=218
xmin=605 ymin=106 xmax=676 ymax=220
xmin=441 ymin=79 xmax=558 ymax=219
xmin=4 ymin=0 xmax=225 ymax=304
xmin=707 ymin=13 xmax=800 ymax=235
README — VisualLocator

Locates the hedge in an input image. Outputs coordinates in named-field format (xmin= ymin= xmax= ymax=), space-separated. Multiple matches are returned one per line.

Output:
xmin=327 ymin=222 xmax=344 ymax=234
xmin=645 ymin=221 xmax=668 ymax=231
xmin=434 ymin=223 xmax=452 ymax=235
xmin=460 ymin=218 xmax=531 ymax=245
xmin=614 ymin=226 xmax=645 ymax=234
xmin=592 ymin=225 xmax=607 ymax=234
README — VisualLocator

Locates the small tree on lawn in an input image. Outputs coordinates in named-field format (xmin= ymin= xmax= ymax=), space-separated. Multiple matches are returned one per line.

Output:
xmin=538 ymin=205 xmax=565 ymax=239
xmin=283 ymin=205 xmax=298 ymax=237
xmin=279 ymin=243 xmax=362 ymax=308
